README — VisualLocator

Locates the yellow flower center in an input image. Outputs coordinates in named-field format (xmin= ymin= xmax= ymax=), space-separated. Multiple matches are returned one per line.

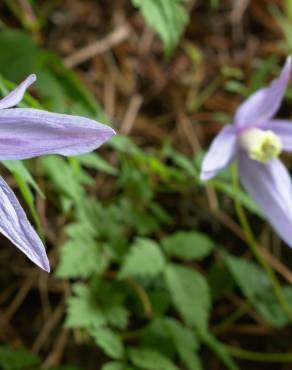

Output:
xmin=239 ymin=128 xmax=282 ymax=163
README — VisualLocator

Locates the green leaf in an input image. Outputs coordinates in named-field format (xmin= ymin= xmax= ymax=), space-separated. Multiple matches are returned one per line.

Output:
xmin=223 ymin=252 xmax=292 ymax=327
xmin=119 ymin=238 xmax=165 ymax=279
xmin=103 ymin=304 xmax=129 ymax=330
xmin=166 ymin=148 xmax=197 ymax=179
xmin=65 ymin=284 xmax=106 ymax=329
xmin=76 ymin=153 xmax=117 ymax=175
xmin=45 ymin=367 xmax=83 ymax=370
xmin=161 ymin=231 xmax=215 ymax=260
xmin=36 ymin=50 xmax=106 ymax=119
xmin=128 ymin=348 xmax=179 ymax=370
xmin=2 ymin=160 xmax=43 ymax=196
xmin=0 ymin=345 xmax=40 ymax=370
xmin=56 ymin=240 xmax=108 ymax=278
xmin=43 ymin=156 xmax=84 ymax=204
xmin=91 ymin=327 xmax=125 ymax=360
xmin=164 ymin=264 xmax=211 ymax=331
xmin=101 ymin=363 xmax=135 ymax=370
xmin=131 ymin=0 xmax=189 ymax=55
xmin=118 ymin=199 xmax=162 ymax=235
xmin=0 ymin=30 xmax=37 ymax=81
xmin=101 ymin=363 xmax=124 ymax=370
xmin=163 ymin=318 xmax=202 ymax=370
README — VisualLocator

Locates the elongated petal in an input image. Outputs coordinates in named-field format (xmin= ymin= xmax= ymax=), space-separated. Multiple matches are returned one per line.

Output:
xmin=200 ymin=125 xmax=237 ymax=181
xmin=0 ymin=74 xmax=36 ymax=110
xmin=0 ymin=108 xmax=115 ymax=160
xmin=235 ymin=57 xmax=292 ymax=128
xmin=0 ymin=176 xmax=49 ymax=271
xmin=238 ymin=153 xmax=292 ymax=247
xmin=261 ymin=119 xmax=292 ymax=152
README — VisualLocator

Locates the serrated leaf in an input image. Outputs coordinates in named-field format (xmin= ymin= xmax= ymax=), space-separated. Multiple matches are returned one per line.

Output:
xmin=56 ymin=240 xmax=108 ymax=278
xmin=65 ymin=284 xmax=106 ymax=328
xmin=131 ymin=0 xmax=189 ymax=55
xmin=43 ymin=156 xmax=84 ymax=204
xmin=118 ymin=238 xmax=165 ymax=279
xmin=91 ymin=327 xmax=125 ymax=360
xmin=65 ymin=221 xmax=98 ymax=242
xmin=163 ymin=318 xmax=202 ymax=370
xmin=0 ymin=346 xmax=40 ymax=370
xmin=161 ymin=231 xmax=215 ymax=260
xmin=223 ymin=252 xmax=292 ymax=327
xmin=103 ymin=304 xmax=129 ymax=330
xmin=128 ymin=348 xmax=179 ymax=370
xmin=164 ymin=264 xmax=211 ymax=331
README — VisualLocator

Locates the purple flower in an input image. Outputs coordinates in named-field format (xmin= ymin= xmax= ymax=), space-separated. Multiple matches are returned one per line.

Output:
xmin=200 ymin=57 xmax=292 ymax=248
xmin=0 ymin=74 xmax=115 ymax=272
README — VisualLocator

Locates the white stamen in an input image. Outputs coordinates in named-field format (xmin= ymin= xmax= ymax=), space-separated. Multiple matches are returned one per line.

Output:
xmin=239 ymin=128 xmax=282 ymax=163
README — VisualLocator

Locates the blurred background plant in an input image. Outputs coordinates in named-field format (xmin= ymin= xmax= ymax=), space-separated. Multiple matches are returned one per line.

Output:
xmin=0 ymin=1 xmax=292 ymax=369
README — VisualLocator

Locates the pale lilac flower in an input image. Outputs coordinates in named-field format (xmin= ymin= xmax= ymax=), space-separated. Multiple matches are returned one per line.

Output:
xmin=200 ymin=57 xmax=292 ymax=248
xmin=0 ymin=74 xmax=115 ymax=272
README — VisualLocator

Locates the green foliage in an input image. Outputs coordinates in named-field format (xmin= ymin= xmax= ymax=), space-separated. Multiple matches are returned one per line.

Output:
xmin=76 ymin=153 xmax=117 ymax=176
xmin=165 ymin=264 xmax=211 ymax=331
xmin=65 ymin=283 xmax=106 ymax=328
xmin=91 ymin=328 xmax=125 ymax=360
xmin=0 ymin=30 xmax=37 ymax=81
xmin=119 ymin=238 xmax=166 ymax=279
xmin=161 ymin=231 xmax=215 ymax=260
xmin=223 ymin=252 xmax=292 ymax=327
xmin=56 ymin=239 xmax=107 ymax=278
xmin=1 ymin=17 xmax=291 ymax=370
xmin=163 ymin=318 xmax=202 ymax=370
xmin=101 ymin=363 xmax=125 ymax=370
xmin=128 ymin=348 xmax=179 ymax=370
xmin=0 ymin=346 xmax=40 ymax=370
xmin=131 ymin=0 xmax=189 ymax=55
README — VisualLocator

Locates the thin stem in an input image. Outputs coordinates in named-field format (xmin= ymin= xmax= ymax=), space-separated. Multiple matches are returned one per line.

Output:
xmin=226 ymin=345 xmax=292 ymax=363
xmin=212 ymin=302 xmax=251 ymax=335
xmin=231 ymin=164 xmax=292 ymax=319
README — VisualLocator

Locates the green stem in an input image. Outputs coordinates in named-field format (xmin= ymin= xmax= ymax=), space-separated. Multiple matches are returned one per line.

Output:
xmin=226 ymin=345 xmax=292 ymax=363
xmin=231 ymin=164 xmax=292 ymax=319
xmin=212 ymin=302 xmax=251 ymax=335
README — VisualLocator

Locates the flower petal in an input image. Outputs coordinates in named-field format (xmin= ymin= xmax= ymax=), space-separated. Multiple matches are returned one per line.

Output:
xmin=261 ymin=119 xmax=292 ymax=152
xmin=235 ymin=57 xmax=292 ymax=128
xmin=200 ymin=125 xmax=237 ymax=181
xmin=0 ymin=176 xmax=50 ymax=271
xmin=0 ymin=108 xmax=115 ymax=160
xmin=0 ymin=74 xmax=36 ymax=110
xmin=238 ymin=152 xmax=292 ymax=247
